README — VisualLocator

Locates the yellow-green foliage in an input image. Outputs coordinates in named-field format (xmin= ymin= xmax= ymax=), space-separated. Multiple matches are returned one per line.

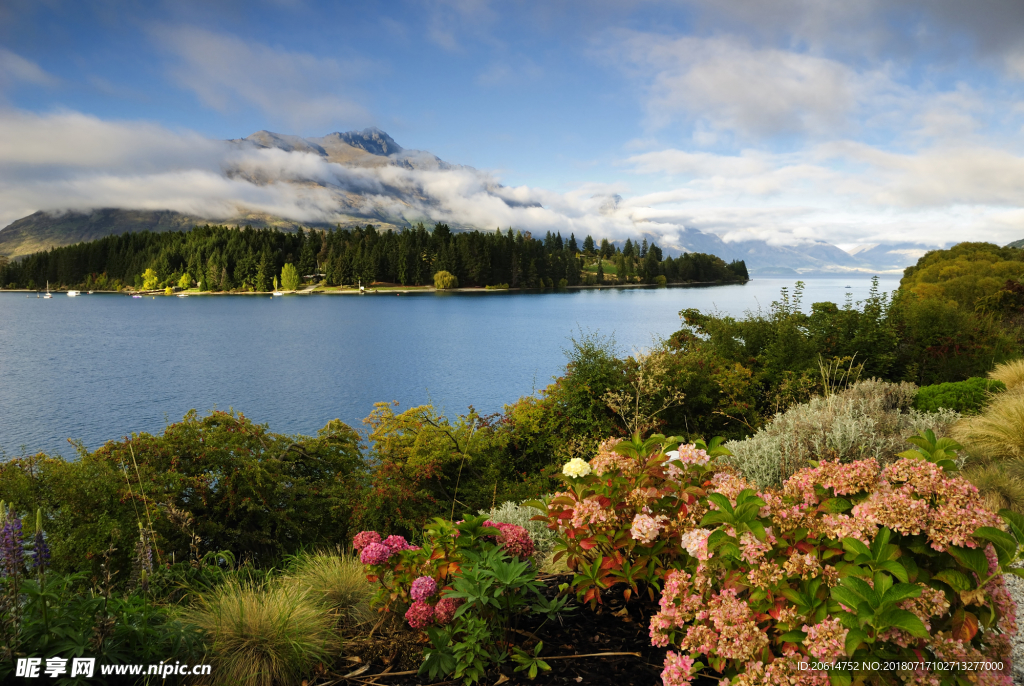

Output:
xmin=433 ymin=270 xmax=458 ymax=289
xmin=989 ymin=358 xmax=1024 ymax=391
xmin=283 ymin=552 xmax=373 ymax=626
xmin=962 ymin=462 xmax=1024 ymax=514
xmin=142 ymin=267 xmax=159 ymax=290
xmin=182 ymin=580 xmax=339 ymax=686
xmin=280 ymin=263 xmax=300 ymax=291
xmin=899 ymin=242 xmax=1024 ymax=309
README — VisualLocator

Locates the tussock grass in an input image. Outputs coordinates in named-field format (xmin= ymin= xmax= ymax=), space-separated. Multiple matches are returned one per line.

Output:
xmin=989 ymin=358 xmax=1024 ymax=391
xmin=283 ymin=551 xmax=374 ymax=626
xmin=953 ymin=389 xmax=1024 ymax=463
xmin=962 ymin=463 xmax=1024 ymax=513
xmin=182 ymin=580 xmax=339 ymax=686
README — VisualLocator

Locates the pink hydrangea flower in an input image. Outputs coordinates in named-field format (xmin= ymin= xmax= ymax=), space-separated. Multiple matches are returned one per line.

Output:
xmin=410 ymin=576 xmax=438 ymax=601
xmin=405 ymin=600 xmax=435 ymax=629
xmin=382 ymin=534 xmax=413 ymax=551
xmin=661 ymin=651 xmax=695 ymax=686
xmin=630 ymin=513 xmax=668 ymax=543
xmin=483 ymin=521 xmax=536 ymax=559
xmin=359 ymin=542 xmax=393 ymax=565
xmin=434 ymin=596 xmax=463 ymax=625
xmin=352 ymin=531 xmax=381 ymax=550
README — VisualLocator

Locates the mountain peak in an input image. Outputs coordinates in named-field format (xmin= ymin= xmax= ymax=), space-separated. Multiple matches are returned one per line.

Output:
xmin=321 ymin=127 xmax=402 ymax=156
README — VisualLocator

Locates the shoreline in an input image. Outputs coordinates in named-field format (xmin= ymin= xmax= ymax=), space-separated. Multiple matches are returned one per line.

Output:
xmin=3 ymin=279 xmax=751 ymax=296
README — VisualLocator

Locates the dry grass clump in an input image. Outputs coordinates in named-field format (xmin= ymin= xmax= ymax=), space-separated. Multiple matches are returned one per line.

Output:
xmin=723 ymin=379 xmax=959 ymax=489
xmin=988 ymin=358 xmax=1024 ymax=391
xmin=953 ymin=385 xmax=1024 ymax=513
xmin=182 ymin=580 xmax=339 ymax=686
xmin=283 ymin=551 xmax=374 ymax=627
xmin=952 ymin=388 xmax=1024 ymax=463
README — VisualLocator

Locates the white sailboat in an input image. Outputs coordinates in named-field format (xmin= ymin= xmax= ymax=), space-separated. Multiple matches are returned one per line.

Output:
xmin=42 ymin=281 xmax=52 ymax=299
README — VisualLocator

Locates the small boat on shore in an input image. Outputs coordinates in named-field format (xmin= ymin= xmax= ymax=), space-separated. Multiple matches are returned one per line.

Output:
xmin=176 ymin=293 xmax=189 ymax=298
xmin=272 ymin=291 xmax=284 ymax=296
xmin=132 ymin=294 xmax=142 ymax=299
xmin=43 ymin=281 xmax=52 ymax=299
xmin=67 ymin=290 xmax=80 ymax=297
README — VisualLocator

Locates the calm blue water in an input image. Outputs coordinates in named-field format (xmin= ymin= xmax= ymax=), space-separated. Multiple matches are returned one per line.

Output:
xmin=0 ymin=277 xmax=900 ymax=456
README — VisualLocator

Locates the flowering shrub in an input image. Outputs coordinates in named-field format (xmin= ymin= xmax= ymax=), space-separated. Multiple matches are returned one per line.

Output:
xmin=541 ymin=433 xmax=1022 ymax=686
xmin=355 ymin=515 xmax=572 ymax=685
xmin=533 ymin=434 xmax=726 ymax=605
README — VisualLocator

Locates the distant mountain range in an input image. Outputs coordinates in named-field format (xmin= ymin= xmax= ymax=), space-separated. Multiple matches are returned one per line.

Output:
xmin=0 ymin=128 xmax=966 ymax=274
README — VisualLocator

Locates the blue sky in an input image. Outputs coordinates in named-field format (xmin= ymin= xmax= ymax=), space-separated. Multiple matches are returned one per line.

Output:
xmin=2 ymin=0 xmax=1024 ymax=251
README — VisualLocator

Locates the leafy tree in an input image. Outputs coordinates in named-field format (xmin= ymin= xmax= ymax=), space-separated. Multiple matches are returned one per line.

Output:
xmin=142 ymin=268 xmax=159 ymax=290
xmin=434 ymin=270 xmax=458 ymax=290
xmin=281 ymin=263 xmax=300 ymax=290
xmin=177 ymin=272 xmax=192 ymax=290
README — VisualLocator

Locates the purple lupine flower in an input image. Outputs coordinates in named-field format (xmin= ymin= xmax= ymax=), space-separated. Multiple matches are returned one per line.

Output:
xmin=31 ymin=530 xmax=50 ymax=572
xmin=0 ymin=516 xmax=25 ymax=577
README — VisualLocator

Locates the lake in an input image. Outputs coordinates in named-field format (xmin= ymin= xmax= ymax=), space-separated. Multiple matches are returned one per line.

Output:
xmin=0 ymin=276 xmax=901 ymax=456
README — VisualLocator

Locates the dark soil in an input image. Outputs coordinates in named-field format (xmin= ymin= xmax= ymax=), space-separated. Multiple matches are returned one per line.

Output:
xmin=322 ymin=575 xmax=718 ymax=686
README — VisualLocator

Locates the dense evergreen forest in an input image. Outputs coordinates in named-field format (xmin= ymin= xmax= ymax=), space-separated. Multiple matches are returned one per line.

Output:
xmin=0 ymin=222 xmax=748 ymax=291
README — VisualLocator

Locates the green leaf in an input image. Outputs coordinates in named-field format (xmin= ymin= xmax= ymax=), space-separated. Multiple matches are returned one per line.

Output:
xmin=880 ymin=583 xmax=922 ymax=607
xmin=830 ymin=586 xmax=863 ymax=610
xmin=842 ymin=576 xmax=880 ymax=609
xmin=706 ymin=492 xmax=735 ymax=515
xmin=933 ymin=568 xmax=974 ymax=592
xmin=829 ymin=671 xmax=853 ymax=686
xmin=777 ymin=631 xmax=807 ymax=643
xmin=821 ymin=497 xmax=853 ymax=514
xmin=878 ymin=608 xmax=929 ymax=638
xmin=999 ymin=509 xmax=1024 ymax=543
xmin=974 ymin=526 xmax=1018 ymax=566
xmin=842 ymin=537 xmax=871 ymax=558
xmin=948 ymin=546 xmax=990 ymax=576
xmin=876 ymin=560 xmax=909 ymax=583
xmin=845 ymin=628 xmax=868 ymax=656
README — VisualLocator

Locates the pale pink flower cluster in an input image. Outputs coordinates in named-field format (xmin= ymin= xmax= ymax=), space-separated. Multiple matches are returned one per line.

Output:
xmin=679 ymin=528 xmax=712 ymax=560
xmin=664 ymin=444 xmax=710 ymax=482
xmin=852 ymin=459 xmax=1004 ymax=551
xmin=738 ymin=529 xmax=774 ymax=565
xmin=589 ymin=437 xmax=632 ymax=476
xmin=650 ymin=570 xmax=706 ymax=647
xmin=707 ymin=472 xmax=755 ymax=508
xmin=660 ymin=651 xmax=695 ymax=686
xmin=928 ymin=632 xmax=1014 ymax=686
xmin=802 ymin=617 xmax=848 ymax=661
xmin=782 ymin=553 xmax=821 ymax=580
xmin=569 ymin=496 xmax=616 ymax=530
xmin=689 ymin=588 xmax=768 ymax=662
xmin=630 ymin=513 xmax=668 ymax=543
xmin=359 ymin=542 xmax=393 ymax=565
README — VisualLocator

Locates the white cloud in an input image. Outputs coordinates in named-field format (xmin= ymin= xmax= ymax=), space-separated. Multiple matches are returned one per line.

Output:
xmin=152 ymin=25 xmax=374 ymax=132
xmin=0 ymin=49 xmax=58 ymax=96
xmin=608 ymin=33 xmax=889 ymax=139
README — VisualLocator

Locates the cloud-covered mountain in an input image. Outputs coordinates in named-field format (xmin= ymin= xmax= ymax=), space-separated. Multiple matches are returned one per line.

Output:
xmin=0 ymin=121 xmax=943 ymax=273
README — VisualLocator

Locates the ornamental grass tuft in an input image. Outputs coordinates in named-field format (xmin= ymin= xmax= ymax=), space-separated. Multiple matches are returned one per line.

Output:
xmin=989 ymin=358 xmax=1024 ymax=391
xmin=283 ymin=551 xmax=374 ymax=626
xmin=182 ymin=580 xmax=339 ymax=686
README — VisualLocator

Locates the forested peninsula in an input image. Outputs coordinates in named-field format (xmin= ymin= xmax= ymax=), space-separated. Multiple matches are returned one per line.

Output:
xmin=0 ymin=222 xmax=748 ymax=292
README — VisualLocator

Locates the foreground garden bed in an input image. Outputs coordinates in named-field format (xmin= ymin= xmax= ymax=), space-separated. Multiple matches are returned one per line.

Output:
xmin=327 ymin=575 xmax=680 ymax=686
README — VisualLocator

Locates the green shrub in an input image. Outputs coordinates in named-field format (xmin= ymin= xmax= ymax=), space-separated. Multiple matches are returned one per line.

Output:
xmin=433 ymin=270 xmax=458 ymax=290
xmin=914 ymin=376 xmax=1005 ymax=414
xmin=723 ymin=379 xmax=961 ymax=488
xmin=654 ymin=275 xmax=667 ymax=287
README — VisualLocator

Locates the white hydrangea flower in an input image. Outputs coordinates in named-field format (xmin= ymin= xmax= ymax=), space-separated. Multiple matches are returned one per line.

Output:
xmin=562 ymin=457 xmax=592 ymax=478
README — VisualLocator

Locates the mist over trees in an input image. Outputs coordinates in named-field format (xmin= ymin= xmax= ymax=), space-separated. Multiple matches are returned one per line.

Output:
xmin=0 ymin=222 xmax=748 ymax=291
